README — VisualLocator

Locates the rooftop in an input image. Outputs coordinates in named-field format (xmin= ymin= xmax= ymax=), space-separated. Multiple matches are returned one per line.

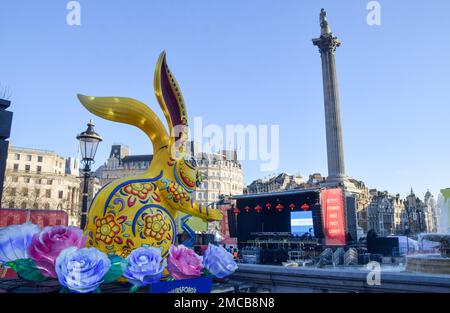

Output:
xmin=10 ymin=146 xmax=58 ymax=155
xmin=121 ymin=155 xmax=153 ymax=163
xmin=232 ymin=187 xmax=320 ymax=200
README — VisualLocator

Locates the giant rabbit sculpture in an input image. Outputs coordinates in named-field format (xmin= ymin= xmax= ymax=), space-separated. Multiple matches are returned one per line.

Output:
xmin=77 ymin=52 xmax=223 ymax=258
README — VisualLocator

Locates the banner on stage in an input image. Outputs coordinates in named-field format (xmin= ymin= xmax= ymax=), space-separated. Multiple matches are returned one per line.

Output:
xmin=321 ymin=188 xmax=346 ymax=246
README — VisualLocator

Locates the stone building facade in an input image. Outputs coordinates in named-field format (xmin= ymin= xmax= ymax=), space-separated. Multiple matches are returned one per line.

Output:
xmin=404 ymin=189 xmax=428 ymax=235
xmin=94 ymin=144 xmax=154 ymax=185
xmin=366 ymin=190 xmax=404 ymax=237
xmin=423 ymin=190 xmax=438 ymax=233
xmin=1 ymin=146 xmax=82 ymax=226
xmin=244 ymin=173 xmax=303 ymax=194
xmin=365 ymin=188 xmax=438 ymax=236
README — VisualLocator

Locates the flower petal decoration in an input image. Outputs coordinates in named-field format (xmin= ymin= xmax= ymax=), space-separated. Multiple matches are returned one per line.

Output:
xmin=0 ymin=222 xmax=41 ymax=264
xmin=203 ymin=244 xmax=238 ymax=279
xmin=167 ymin=245 xmax=203 ymax=280
xmin=123 ymin=247 xmax=166 ymax=287
xmin=55 ymin=247 xmax=111 ymax=293
xmin=28 ymin=226 xmax=87 ymax=278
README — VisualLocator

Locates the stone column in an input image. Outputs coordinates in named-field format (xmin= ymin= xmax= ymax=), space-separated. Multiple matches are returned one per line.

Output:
xmin=313 ymin=9 xmax=346 ymax=182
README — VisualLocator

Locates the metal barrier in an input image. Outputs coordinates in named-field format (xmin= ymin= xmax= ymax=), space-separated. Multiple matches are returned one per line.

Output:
xmin=230 ymin=264 xmax=450 ymax=293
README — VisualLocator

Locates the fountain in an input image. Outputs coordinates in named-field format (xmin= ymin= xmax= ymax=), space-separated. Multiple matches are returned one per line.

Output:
xmin=406 ymin=189 xmax=450 ymax=275
xmin=406 ymin=233 xmax=450 ymax=275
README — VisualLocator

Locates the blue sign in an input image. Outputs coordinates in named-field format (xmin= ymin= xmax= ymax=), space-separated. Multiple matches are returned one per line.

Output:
xmin=150 ymin=277 xmax=212 ymax=293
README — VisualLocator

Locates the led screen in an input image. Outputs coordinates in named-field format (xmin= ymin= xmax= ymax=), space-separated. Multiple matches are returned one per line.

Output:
xmin=290 ymin=211 xmax=315 ymax=236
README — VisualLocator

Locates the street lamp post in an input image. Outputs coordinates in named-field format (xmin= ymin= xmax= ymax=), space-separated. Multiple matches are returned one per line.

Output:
xmin=76 ymin=120 xmax=102 ymax=230
xmin=405 ymin=223 xmax=410 ymax=256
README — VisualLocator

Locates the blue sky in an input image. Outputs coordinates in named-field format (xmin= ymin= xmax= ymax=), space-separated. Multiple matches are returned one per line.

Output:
xmin=1 ymin=0 xmax=449 ymax=199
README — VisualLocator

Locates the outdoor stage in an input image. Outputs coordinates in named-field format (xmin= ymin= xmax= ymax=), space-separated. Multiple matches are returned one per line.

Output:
xmin=230 ymin=188 xmax=324 ymax=243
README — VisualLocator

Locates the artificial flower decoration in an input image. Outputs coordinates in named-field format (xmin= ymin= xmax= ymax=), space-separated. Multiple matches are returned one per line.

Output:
xmin=1 ymin=222 xmax=237 ymax=293
xmin=167 ymin=245 xmax=203 ymax=280
xmin=0 ymin=222 xmax=41 ymax=263
xmin=28 ymin=226 xmax=87 ymax=277
xmin=203 ymin=244 xmax=238 ymax=279
xmin=55 ymin=247 xmax=111 ymax=293
xmin=123 ymin=247 xmax=166 ymax=288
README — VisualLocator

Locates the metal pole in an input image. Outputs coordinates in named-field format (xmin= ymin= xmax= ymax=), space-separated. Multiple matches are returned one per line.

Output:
xmin=80 ymin=163 xmax=90 ymax=230
xmin=405 ymin=223 xmax=410 ymax=256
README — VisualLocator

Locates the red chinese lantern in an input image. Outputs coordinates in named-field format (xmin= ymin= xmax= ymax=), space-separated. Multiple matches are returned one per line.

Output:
xmin=275 ymin=204 xmax=284 ymax=212
xmin=255 ymin=205 xmax=262 ymax=213
xmin=301 ymin=203 xmax=310 ymax=211
xmin=244 ymin=206 xmax=250 ymax=213
xmin=289 ymin=203 xmax=296 ymax=211
xmin=266 ymin=203 xmax=272 ymax=210
xmin=233 ymin=207 xmax=241 ymax=215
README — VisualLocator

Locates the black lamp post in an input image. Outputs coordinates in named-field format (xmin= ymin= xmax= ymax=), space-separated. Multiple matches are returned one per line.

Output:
xmin=404 ymin=223 xmax=410 ymax=255
xmin=77 ymin=120 xmax=102 ymax=230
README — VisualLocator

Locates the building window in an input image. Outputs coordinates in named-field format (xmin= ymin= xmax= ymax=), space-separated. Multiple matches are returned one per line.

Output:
xmin=10 ymin=188 xmax=16 ymax=196
xmin=48 ymin=179 xmax=53 ymax=185
xmin=12 ymin=176 xmax=18 ymax=182
xmin=21 ymin=201 xmax=27 ymax=209
xmin=35 ymin=188 xmax=40 ymax=196
xmin=14 ymin=153 xmax=20 ymax=160
xmin=44 ymin=203 xmax=50 ymax=209
xmin=38 ymin=156 xmax=43 ymax=162
xmin=37 ymin=178 xmax=42 ymax=184
xmin=25 ymin=165 xmax=30 ymax=173
xmin=26 ymin=155 xmax=32 ymax=161
xmin=46 ymin=190 xmax=51 ymax=198
xmin=37 ymin=166 xmax=42 ymax=174
xmin=13 ymin=164 xmax=19 ymax=172
xmin=24 ymin=177 xmax=31 ymax=183
xmin=22 ymin=188 xmax=28 ymax=196
xmin=58 ymin=191 xmax=63 ymax=199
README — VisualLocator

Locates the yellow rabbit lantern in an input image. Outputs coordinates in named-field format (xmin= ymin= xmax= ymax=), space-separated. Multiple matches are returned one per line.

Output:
xmin=77 ymin=52 xmax=223 ymax=258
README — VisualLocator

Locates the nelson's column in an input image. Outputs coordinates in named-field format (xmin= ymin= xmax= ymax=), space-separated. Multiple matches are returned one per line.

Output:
xmin=313 ymin=9 xmax=346 ymax=183
xmin=313 ymin=10 xmax=362 ymax=241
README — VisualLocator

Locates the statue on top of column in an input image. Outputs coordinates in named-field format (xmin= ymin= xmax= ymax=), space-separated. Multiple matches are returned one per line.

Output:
xmin=320 ymin=8 xmax=331 ymax=35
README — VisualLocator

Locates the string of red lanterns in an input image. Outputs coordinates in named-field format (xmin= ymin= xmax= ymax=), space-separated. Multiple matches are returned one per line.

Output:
xmin=235 ymin=203 xmax=311 ymax=215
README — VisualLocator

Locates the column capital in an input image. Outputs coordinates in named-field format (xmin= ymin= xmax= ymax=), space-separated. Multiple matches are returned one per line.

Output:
xmin=312 ymin=34 xmax=341 ymax=54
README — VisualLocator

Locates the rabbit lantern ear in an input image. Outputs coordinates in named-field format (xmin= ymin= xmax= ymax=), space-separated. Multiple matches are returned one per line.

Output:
xmin=154 ymin=51 xmax=189 ymax=157
xmin=76 ymin=95 xmax=170 ymax=153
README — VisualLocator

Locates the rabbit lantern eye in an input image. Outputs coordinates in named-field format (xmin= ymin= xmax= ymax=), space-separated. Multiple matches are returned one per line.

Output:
xmin=183 ymin=156 xmax=197 ymax=169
